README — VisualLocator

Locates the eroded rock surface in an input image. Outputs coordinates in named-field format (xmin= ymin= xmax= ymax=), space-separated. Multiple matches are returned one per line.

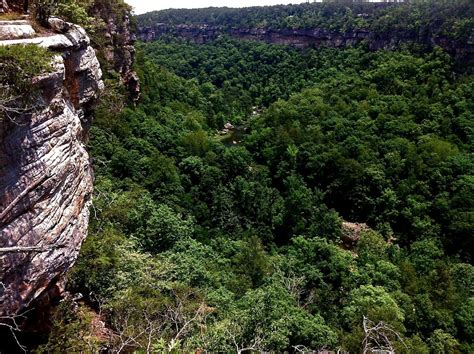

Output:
xmin=139 ymin=24 xmax=474 ymax=66
xmin=89 ymin=1 xmax=140 ymax=102
xmin=0 ymin=21 xmax=34 ymax=40
xmin=0 ymin=19 xmax=103 ymax=317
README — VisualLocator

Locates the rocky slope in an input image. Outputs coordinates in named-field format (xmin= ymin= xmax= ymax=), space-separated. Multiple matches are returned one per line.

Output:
xmin=138 ymin=24 xmax=474 ymax=65
xmin=0 ymin=18 xmax=103 ymax=317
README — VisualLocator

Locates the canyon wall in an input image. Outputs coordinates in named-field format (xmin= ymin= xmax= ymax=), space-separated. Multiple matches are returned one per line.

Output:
xmin=89 ymin=1 xmax=140 ymax=102
xmin=138 ymin=24 xmax=474 ymax=65
xmin=0 ymin=18 xmax=103 ymax=317
xmin=0 ymin=0 xmax=140 ymax=319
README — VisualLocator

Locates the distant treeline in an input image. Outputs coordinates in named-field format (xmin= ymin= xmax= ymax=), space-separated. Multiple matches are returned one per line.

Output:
xmin=137 ymin=1 xmax=473 ymax=41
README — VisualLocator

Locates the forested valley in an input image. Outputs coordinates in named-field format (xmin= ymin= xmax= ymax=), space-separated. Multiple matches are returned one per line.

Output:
xmin=36 ymin=1 xmax=473 ymax=353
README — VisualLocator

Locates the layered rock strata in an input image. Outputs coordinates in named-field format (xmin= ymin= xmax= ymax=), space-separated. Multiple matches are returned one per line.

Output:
xmin=139 ymin=24 xmax=474 ymax=65
xmin=0 ymin=19 xmax=103 ymax=317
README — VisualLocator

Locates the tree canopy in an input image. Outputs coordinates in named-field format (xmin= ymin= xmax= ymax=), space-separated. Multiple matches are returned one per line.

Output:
xmin=35 ymin=1 xmax=474 ymax=352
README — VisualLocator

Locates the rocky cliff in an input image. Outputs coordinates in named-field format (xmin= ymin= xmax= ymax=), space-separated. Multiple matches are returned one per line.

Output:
xmin=0 ymin=18 xmax=103 ymax=317
xmin=89 ymin=0 xmax=140 ymax=102
xmin=138 ymin=24 xmax=474 ymax=65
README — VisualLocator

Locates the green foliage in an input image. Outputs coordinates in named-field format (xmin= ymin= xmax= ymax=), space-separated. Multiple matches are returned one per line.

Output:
xmin=201 ymin=282 xmax=337 ymax=351
xmin=137 ymin=2 xmax=474 ymax=41
xmin=0 ymin=44 xmax=53 ymax=94
xmin=32 ymin=0 xmax=129 ymax=34
xmin=428 ymin=329 xmax=460 ymax=354
xmin=56 ymin=0 xmax=94 ymax=28
xmin=129 ymin=195 xmax=194 ymax=252
xmin=36 ymin=300 xmax=102 ymax=353
xmin=62 ymin=3 xmax=474 ymax=352
xmin=343 ymin=285 xmax=404 ymax=327
xmin=409 ymin=239 xmax=443 ymax=273
xmin=33 ymin=0 xmax=94 ymax=27
xmin=232 ymin=235 xmax=270 ymax=289
xmin=0 ymin=44 xmax=53 ymax=123
xmin=356 ymin=230 xmax=388 ymax=263
xmin=456 ymin=297 xmax=474 ymax=343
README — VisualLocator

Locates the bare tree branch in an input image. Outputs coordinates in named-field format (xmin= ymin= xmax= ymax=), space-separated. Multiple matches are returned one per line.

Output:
xmin=0 ymin=308 xmax=34 ymax=353
xmin=0 ymin=244 xmax=67 ymax=254
xmin=362 ymin=316 xmax=407 ymax=354
xmin=0 ymin=169 xmax=50 ymax=223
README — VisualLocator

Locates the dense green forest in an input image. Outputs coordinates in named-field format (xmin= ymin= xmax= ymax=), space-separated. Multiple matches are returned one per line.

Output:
xmin=38 ymin=2 xmax=473 ymax=353
xmin=137 ymin=1 xmax=474 ymax=41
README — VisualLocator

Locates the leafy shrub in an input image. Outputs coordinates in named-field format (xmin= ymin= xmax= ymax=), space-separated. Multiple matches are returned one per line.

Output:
xmin=0 ymin=44 xmax=53 ymax=93
xmin=0 ymin=44 xmax=53 ymax=122
xmin=31 ymin=0 xmax=56 ymax=26
xmin=32 ymin=0 xmax=94 ymax=28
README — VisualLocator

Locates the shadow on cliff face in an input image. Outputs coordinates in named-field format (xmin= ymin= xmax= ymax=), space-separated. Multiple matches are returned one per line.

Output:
xmin=0 ymin=328 xmax=25 ymax=353
xmin=0 ymin=277 xmax=64 ymax=352
xmin=0 ymin=321 xmax=50 ymax=352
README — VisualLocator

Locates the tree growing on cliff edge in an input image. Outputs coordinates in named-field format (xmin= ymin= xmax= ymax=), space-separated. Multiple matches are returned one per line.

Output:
xmin=0 ymin=44 xmax=52 ymax=125
xmin=31 ymin=0 xmax=93 ymax=27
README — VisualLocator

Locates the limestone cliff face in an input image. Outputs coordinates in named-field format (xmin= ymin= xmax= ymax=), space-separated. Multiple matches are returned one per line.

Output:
xmin=139 ymin=24 xmax=474 ymax=65
xmin=89 ymin=1 xmax=140 ymax=102
xmin=0 ymin=19 xmax=103 ymax=317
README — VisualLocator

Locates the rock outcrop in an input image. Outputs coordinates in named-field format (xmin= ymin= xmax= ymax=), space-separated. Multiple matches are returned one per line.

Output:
xmin=89 ymin=1 xmax=140 ymax=102
xmin=341 ymin=221 xmax=370 ymax=249
xmin=138 ymin=24 xmax=474 ymax=66
xmin=0 ymin=19 xmax=35 ymax=40
xmin=0 ymin=18 xmax=103 ymax=317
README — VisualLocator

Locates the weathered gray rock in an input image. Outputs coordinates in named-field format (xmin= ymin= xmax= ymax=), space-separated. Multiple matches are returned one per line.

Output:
xmin=0 ymin=17 xmax=91 ymax=49
xmin=0 ymin=21 xmax=103 ymax=317
xmin=0 ymin=33 xmax=70 ymax=47
xmin=0 ymin=20 xmax=29 ymax=25
xmin=0 ymin=22 xmax=34 ymax=40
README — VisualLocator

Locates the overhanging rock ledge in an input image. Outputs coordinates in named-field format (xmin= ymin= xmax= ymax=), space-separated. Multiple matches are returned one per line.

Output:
xmin=0 ymin=18 xmax=103 ymax=317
